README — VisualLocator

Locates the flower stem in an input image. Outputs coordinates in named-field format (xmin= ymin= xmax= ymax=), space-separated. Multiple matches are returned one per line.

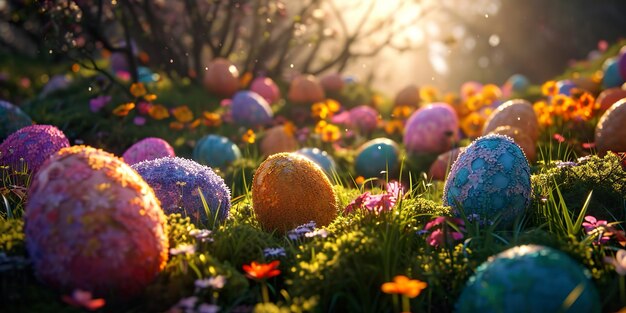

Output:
xmin=261 ymin=281 xmax=270 ymax=303
xmin=401 ymin=295 xmax=410 ymax=313
xmin=620 ymin=275 xmax=626 ymax=305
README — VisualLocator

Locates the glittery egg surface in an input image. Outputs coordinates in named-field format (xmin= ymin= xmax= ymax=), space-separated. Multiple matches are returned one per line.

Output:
xmin=252 ymin=153 xmax=337 ymax=233
xmin=260 ymin=125 xmax=299 ymax=156
xmin=403 ymin=103 xmax=459 ymax=155
xmin=482 ymin=99 xmax=539 ymax=141
xmin=296 ymin=147 xmax=337 ymax=176
xmin=132 ymin=157 xmax=231 ymax=222
xmin=231 ymin=91 xmax=273 ymax=128
xmin=122 ymin=137 xmax=175 ymax=165
xmin=0 ymin=100 xmax=33 ymax=141
xmin=443 ymin=134 xmax=531 ymax=226
xmin=25 ymin=146 xmax=168 ymax=298
xmin=456 ymin=245 xmax=600 ymax=313
xmin=250 ymin=77 xmax=280 ymax=104
xmin=0 ymin=125 xmax=69 ymax=174
xmin=355 ymin=138 xmax=399 ymax=178
xmin=595 ymin=98 xmax=626 ymax=155
xmin=193 ymin=134 xmax=241 ymax=168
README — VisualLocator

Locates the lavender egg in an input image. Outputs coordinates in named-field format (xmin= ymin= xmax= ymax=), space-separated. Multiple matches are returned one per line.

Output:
xmin=403 ymin=103 xmax=459 ymax=155
xmin=0 ymin=125 xmax=69 ymax=174
xmin=231 ymin=91 xmax=273 ymax=128
xmin=349 ymin=105 xmax=379 ymax=134
xmin=122 ymin=137 xmax=175 ymax=165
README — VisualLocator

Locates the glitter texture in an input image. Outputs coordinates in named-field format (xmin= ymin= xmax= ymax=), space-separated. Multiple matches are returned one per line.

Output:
xmin=122 ymin=137 xmax=175 ymax=165
xmin=0 ymin=124 xmax=69 ymax=174
xmin=0 ymin=100 xmax=33 ymax=141
xmin=403 ymin=103 xmax=459 ymax=155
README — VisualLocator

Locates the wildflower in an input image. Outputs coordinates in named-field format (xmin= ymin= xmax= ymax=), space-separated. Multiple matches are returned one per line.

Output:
xmin=320 ymin=123 xmax=341 ymax=142
xmin=264 ymin=247 xmax=287 ymax=258
xmin=89 ymin=95 xmax=111 ymax=113
xmin=553 ymin=133 xmax=566 ymax=143
xmin=112 ymin=102 xmax=135 ymax=116
xmin=202 ymin=112 xmax=222 ymax=127
xmin=242 ymin=129 xmax=256 ymax=144
xmin=381 ymin=275 xmax=428 ymax=298
xmin=481 ymin=84 xmax=502 ymax=103
xmin=344 ymin=192 xmax=371 ymax=214
xmin=133 ymin=116 xmax=146 ymax=126
xmin=305 ymin=228 xmax=329 ymax=238
xmin=189 ymin=229 xmax=213 ymax=243
xmin=605 ymin=249 xmax=626 ymax=275
xmin=189 ymin=118 xmax=202 ymax=129
xmin=392 ymin=105 xmax=413 ymax=119
xmin=149 ymin=104 xmax=170 ymax=120
xmin=240 ymin=72 xmax=253 ymax=87
xmin=137 ymin=101 xmax=153 ymax=115
xmin=541 ymin=80 xmax=558 ymax=96
xmin=582 ymin=215 xmax=611 ymax=244
xmin=364 ymin=181 xmax=403 ymax=213
xmin=355 ymin=176 xmax=365 ymax=185
xmin=169 ymin=121 xmax=185 ymax=130
xmin=197 ymin=303 xmax=220 ymax=313
xmin=195 ymin=275 xmax=226 ymax=290
xmin=555 ymin=161 xmax=577 ymax=168
xmin=243 ymin=260 xmax=280 ymax=280
xmin=460 ymin=112 xmax=486 ymax=138
xmin=420 ymin=85 xmax=439 ymax=103
xmin=172 ymin=105 xmax=194 ymax=123
xmin=384 ymin=119 xmax=404 ymax=135
xmin=175 ymin=296 xmax=198 ymax=310
xmin=130 ymin=82 xmax=147 ymax=97
xmin=287 ymin=221 xmax=317 ymax=240
xmin=283 ymin=121 xmax=296 ymax=136
xmin=62 ymin=289 xmax=106 ymax=311
xmin=311 ymin=102 xmax=329 ymax=119
xmin=144 ymin=94 xmax=157 ymax=102
xmin=423 ymin=216 xmax=465 ymax=247
xmin=170 ymin=243 xmax=196 ymax=256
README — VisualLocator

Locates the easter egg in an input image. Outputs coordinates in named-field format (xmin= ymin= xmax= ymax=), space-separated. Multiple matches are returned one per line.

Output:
xmin=443 ymin=134 xmax=531 ymax=226
xmin=556 ymin=79 xmax=576 ymax=96
xmin=0 ymin=125 xmax=69 ymax=174
xmin=572 ymin=76 xmax=600 ymax=94
xmin=260 ymin=125 xmax=298 ymax=156
xmin=320 ymin=73 xmax=345 ymax=93
xmin=348 ymin=105 xmax=379 ymax=134
xmin=595 ymin=87 xmax=626 ymax=112
xmin=403 ymin=103 xmax=459 ymax=155
xmin=394 ymin=84 xmax=420 ymax=107
xmin=250 ymin=77 xmax=280 ymax=104
xmin=488 ymin=126 xmax=536 ymax=162
xmin=122 ymin=137 xmax=175 ymax=165
xmin=296 ymin=147 xmax=336 ymax=176
xmin=482 ymin=99 xmax=539 ymax=141
xmin=355 ymin=138 xmax=399 ymax=178
xmin=619 ymin=49 xmax=626 ymax=81
xmin=252 ymin=152 xmax=337 ymax=233
xmin=603 ymin=57 xmax=625 ymax=89
xmin=456 ymin=245 xmax=600 ymax=313
xmin=0 ymin=100 xmax=32 ymax=141
xmin=40 ymin=75 xmax=71 ymax=98
xmin=505 ymin=74 xmax=530 ymax=93
xmin=203 ymin=58 xmax=240 ymax=97
xmin=595 ymin=98 xmax=626 ymax=155
xmin=231 ymin=90 xmax=273 ymax=128
xmin=132 ymin=157 xmax=231 ymax=223
xmin=287 ymin=74 xmax=326 ymax=104
xmin=25 ymin=146 xmax=168 ymax=298
xmin=428 ymin=147 xmax=465 ymax=181
xmin=193 ymin=134 xmax=241 ymax=168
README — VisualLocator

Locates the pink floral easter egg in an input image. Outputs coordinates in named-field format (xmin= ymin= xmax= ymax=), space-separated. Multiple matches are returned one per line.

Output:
xmin=260 ymin=125 xmax=299 ymax=156
xmin=250 ymin=77 xmax=281 ymax=104
xmin=595 ymin=98 xmax=626 ymax=155
xmin=122 ymin=137 xmax=175 ymax=165
xmin=203 ymin=58 xmax=240 ymax=97
xmin=403 ymin=103 xmax=459 ymax=155
xmin=482 ymin=99 xmax=539 ymax=141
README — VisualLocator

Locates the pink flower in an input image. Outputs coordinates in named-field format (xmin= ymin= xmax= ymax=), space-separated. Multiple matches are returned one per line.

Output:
xmin=89 ymin=96 xmax=111 ymax=113
xmin=137 ymin=101 xmax=153 ymax=115
xmin=582 ymin=215 xmax=607 ymax=233
xmin=344 ymin=192 xmax=371 ymax=214
xmin=553 ymin=133 xmax=566 ymax=143
xmin=427 ymin=229 xmax=464 ymax=247
xmin=583 ymin=215 xmax=611 ymax=245
xmin=422 ymin=216 xmax=465 ymax=248
xmin=133 ymin=116 xmax=147 ymax=126
xmin=344 ymin=181 xmax=404 ymax=214
xmin=62 ymin=289 xmax=105 ymax=311
xmin=605 ymin=249 xmax=626 ymax=276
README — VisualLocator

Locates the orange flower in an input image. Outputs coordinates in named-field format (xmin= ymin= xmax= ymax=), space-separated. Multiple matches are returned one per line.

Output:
xmin=130 ymin=82 xmax=147 ymax=97
xmin=538 ymin=112 xmax=553 ymax=127
xmin=315 ymin=120 xmax=328 ymax=134
xmin=283 ymin=121 xmax=296 ymax=136
xmin=202 ymin=112 xmax=222 ymax=127
xmin=326 ymin=99 xmax=341 ymax=113
xmin=312 ymin=102 xmax=329 ymax=120
xmin=112 ymin=102 xmax=135 ymax=116
xmin=420 ymin=85 xmax=439 ymax=103
xmin=460 ymin=112 xmax=486 ymax=138
xmin=321 ymin=123 xmax=341 ymax=142
xmin=172 ymin=105 xmax=194 ymax=123
xmin=240 ymin=72 xmax=253 ymax=87
xmin=242 ymin=129 xmax=256 ymax=144
xmin=465 ymin=95 xmax=485 ymax=112
xmin=189 ymin=118 xmax=202 ymax=129
xmin=355 ymin=176 xmax=365 ymax=185
xmin=384 ymin=119 xmax=404 ymax=135
xmin=149 ymin=104 xmax=170 ymax=120
xmin=144 ymin=94 xmax=157 ymax=102
xmin=541 ymin=80 xmax=558 ymax=96
xmin=577 ymin=92 xmax=595 ymax=111
xmin=243 ymin=260 xmax=280 ymax=280
xmin=169 ymin=121 xmax=185 ymax=130
xmin=381 ymin=275 xmax=428 ymax=298
xmin=392 ymin=105 xmax=413 ymax=119
xmin=481 ymin=84 xmax=502 ymax=103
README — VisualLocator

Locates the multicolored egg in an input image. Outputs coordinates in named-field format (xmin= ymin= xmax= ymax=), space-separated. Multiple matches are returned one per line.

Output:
xmin=287 ymin=74 xmax=326 ymax=104
xmin=132 ymin=157 xmax=231 ymax=223
xmin=193 ymin=134 xmax=241 ymax=168
xmin=122 ymin=137 xmax=175 ymax=165
xmin=443 ymin=134 xmax=531 ymax=226
xmin=488 ymin=126 xmax=536 ymax=163
xmin=0 ymin=100 xmax=32 ymax=141
xmin=595 ymin=98 xmax=626 ymax=155
xmin=482 ymin=99 xmax=539 ymax=141
xmin=603 ymin=57 xmax=625 ymax=89
xmin=595 ymin=87 xmax=626 ymax=112
xmin=0 ymin=125 xmax=69 ymax=174
xmin=355 ymin=138 xmax=399 ymax=178
xmin=203 ymin=58 xmax=240 ymax=97
xmin=25 ymin=146 xmax=168 ymax=298
xmin=348 ymin=105 xmax=379 ymax=134
xmin=260 ymin=125 xmax=298 ymax=156
xmin=250 ymin=76 xmax=280 ymax=104
xmin=428 ymin=147 xmax=465 ymax=181
xmin=230 ymin=91 xmax=273 ymax=128
xmin=252 ymin=152 xmax=337 ymax=233
xmin=320 ymin=73 xmax=345 ymax=93
xmin=456 ymin=245 xmax=600 ymax=313
xmin=403 ymin=103 xmax=459 ymax=155
xmin=296 ymin=147 xmax=337 ymax=176
xmin=394 ymin=84 xmax=420 ymax=107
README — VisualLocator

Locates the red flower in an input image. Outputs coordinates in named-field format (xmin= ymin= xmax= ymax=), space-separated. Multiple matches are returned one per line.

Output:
xmin=62 ymin=289 xmax=105 ymax=311
xmin=243 ymin=260 xmax=281 ymax=280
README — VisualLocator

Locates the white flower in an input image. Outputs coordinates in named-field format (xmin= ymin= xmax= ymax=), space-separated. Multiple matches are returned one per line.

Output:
xmin=605 ymin=249 xmax=626 ymax=276
xmin=170 ymin=244 xmax=196 ymax=256
xmin=195 ymin=275 xmax=226 ymax=290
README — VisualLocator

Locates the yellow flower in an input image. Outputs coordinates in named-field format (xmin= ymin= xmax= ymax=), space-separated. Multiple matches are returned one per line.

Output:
xmin=171 ymin=105 xmax=194 ymax=123
xmin=311 ymin=102 xmax=329 ymax=120
xmin=465 ymin=95 xmax=485 ymax=112
xmin=149 ymin=104 xmax=170 ymax=120
xmin=538 ymin=112 xmax=553 ymax=127
xmin=321 ymin=123 xmax=341 ymax=142
xmin=315 ymin=120 xmax=328 ymax=134
xmin=242 ymin=129 xmax=256 ymax=144
xmin=144 ymin=94 xmax=157 ymax=102
xmin=325 ymin=99 xmax=341 ymax=113
xmin=419 ymin=85 xmax=439 ymax=103
xmin=130 ymin=82 xmax=147 ymax=98
xmin=202 ymin=111 xmax=222 ymax=127
xmin=460 ymin=112 xmax=486 ymax=138
xmin=541 ymin=80 xmax=558 ymax=97
xmin=381 ymin=275 xmax=428 ymax=298
xmin=283 ymin=121 xmax=296 ymax=136
xmin=384 ymin=119 xmax=404 ymax=135
xmin=392 ymin=105 xmax=413 ymax=119
xmin=112 ymin=102 xmax=135 ymax=116
xmin=481 ymin=84 xmax=501 ymax=103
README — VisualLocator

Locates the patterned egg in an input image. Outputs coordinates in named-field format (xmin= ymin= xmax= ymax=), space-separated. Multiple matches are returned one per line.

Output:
xmin=428 ymin=147 xmax=465 ymax=181
xmin=132 ymin=157 xmax=231 ymax=223
xmin=193 ymin=134 xmax=241 ymax=168
xmin=443 ymin=134 xmax=531 ymax=226
xmin=403 ymin=103 xmax=459 ymax=155
xmin=296 ymin=147 xmax=337 ymax=176
xmin=595 ymin=98 xmax=626 ymax=155
xmin=0 ymin=125 xmax=69 ymax=174
xmin=394 ymin=84 xmax=420 ymax=107
xmin=482 ymin=99 xmax=539 ymax=141
xmin=122 ymin=137 xmax=175 ymax=165
xmin=25 ymin=146 xmax=168 ymax=298
xmin=456 ymin=245 xmax=600 ymax=313
xmin=349 ymin=105 xmax=379 ymax=134
xmin=355 ymin=138 xmax=400 ymax=178
xmin=488 ymin=126 xmax=536 ymax=163
xmin=287 ymin=74 xmax=326 ymax=104
xmin=603 ymin=57 xmax=625 ymax=89
xmin=203 ymin=58 xmax=240 ymax=97
xmin=595 ymin=87 xmax=626 ymax=112
xmin=0 ymin=100 xmax=32 ymax=141
xmin=320 ymin=73 xmax=345 ymax=93
xmin=250 ymin=77 xmax=280 ymax=104
xmin=252 ymin=152 xmax=337 ymax=233
xmin=231 ymin=91 xmax=273 ymax=128
xmin=260 ymin=125 xmax=299 ymax=156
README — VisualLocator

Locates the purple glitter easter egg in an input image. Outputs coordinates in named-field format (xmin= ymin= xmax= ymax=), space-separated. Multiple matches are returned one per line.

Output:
xmin=25 ymin=146 xmax=168 ymax=298
xmin=231 ymin=91 xmax=273 ymax=128
xmin=0 ymin=125 xmax=69 ymax=174
xmin=122 ymin=137 xmax=175 ymax=165
xmin=250 ymin=77 xmax=281 ymax=104
xmin=132 ymin=157 xmax=231 ymax=223
xmin=403 ymin=103 xmax=459 ymax=155
xmin=349 ymin=105 xmax=379 ymax=134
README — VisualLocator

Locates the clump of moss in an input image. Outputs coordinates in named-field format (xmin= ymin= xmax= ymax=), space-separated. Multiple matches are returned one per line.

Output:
xmin=166 ymin=214 xmax=198 ymax=249
xmin=0 ymin=218 xmax=25 ymax=254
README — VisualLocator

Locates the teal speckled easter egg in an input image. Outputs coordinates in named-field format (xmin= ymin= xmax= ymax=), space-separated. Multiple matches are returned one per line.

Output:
xmin=443 ymin=134 xmax=531 ymax=225
xmin=456 ymin=245 xmax=600 ymax=313
xmin=355 ymin=138 xmax=399 ymax=178
xmin=193 ymin=134 xmax=242 ymax=168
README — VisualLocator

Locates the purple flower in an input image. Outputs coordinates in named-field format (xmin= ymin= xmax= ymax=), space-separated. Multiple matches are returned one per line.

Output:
xmin=582 ymin=215 xmax=610 ymax=244
xmin=89 ymin=95 xmax=111 ymax=113
xmin=62 ymin=289 xmax=105 ymax=311
xmin=189 ymin=229 xmax=214 ymax=243
xmin=195 ymin=275 xmax=226 ymax=290
xmin=263 ymin=247 xmax=287 ymax=258
xmin=133 ymin=116 xmax=147 ymax=126
xmin=287 ymin=221 xmax=317 ymax=240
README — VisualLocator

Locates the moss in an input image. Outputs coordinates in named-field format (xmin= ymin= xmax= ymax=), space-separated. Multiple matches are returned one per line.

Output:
xmin=0 ymin=219 xmax=25 ymax=254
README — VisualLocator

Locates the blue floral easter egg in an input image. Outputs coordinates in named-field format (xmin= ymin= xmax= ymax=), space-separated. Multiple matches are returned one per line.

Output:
xmin=443 ymin=134 xmax=531 ymax=226
xmin=456 ymin=245 xmax=600 ymax=313
xmin=231 ymin=91 xmax=273 ymax=128
xmin=193 ymin=134 xmax=242 ymax=168
xmin=296 ymin=147 xmax=336 ymax=176
xmin=355 ymin=138 xmax=399 ymax=178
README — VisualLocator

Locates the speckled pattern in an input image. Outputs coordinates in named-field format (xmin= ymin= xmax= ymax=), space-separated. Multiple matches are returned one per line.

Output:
xmin=443 ymin=134 xmax=531 ymax=226
xmin=595 ymin=98 xmax=626 ymax=155
xmin=132 ymin=157 xmax=231 ymax=222
xmin=482 ymin=99 xmax=539 ymax=141
xmin=231 ymin=91 xmax=273 ymax=128
xmin=122 ymin=137 xmax=175 ymax=165
xmin=252 ymin=153 xmax=337 ymax=233
xmin=403 ymin=102 xmax=459 ymax=155
xmin=0 ymin=124 xmax=69 ymax=174
xmin=456 ymin=245 xmax=601 ymax=313
xmin=0 ymin=100 xmax=33 ymax=141
xmin=355 ymin=138 xmax=399 ymax=178
xmin=193 ymin=134 xmax=241 ymax=168
xmin=25 ymin=146 xmax=168 ymax=298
